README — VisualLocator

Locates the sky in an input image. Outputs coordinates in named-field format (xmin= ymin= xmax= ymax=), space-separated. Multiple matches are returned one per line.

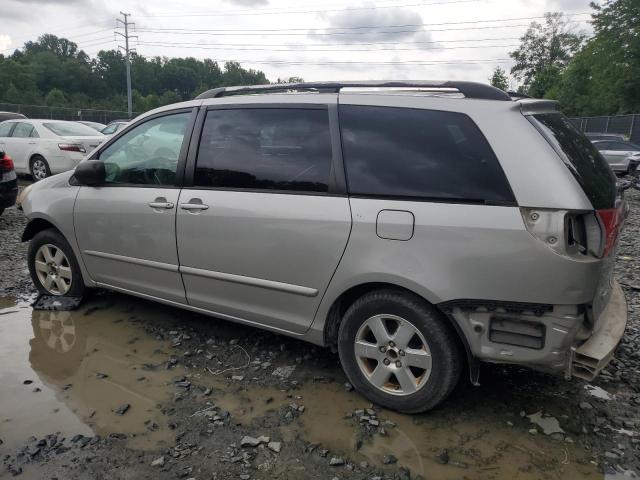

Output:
xmin=0 ymin=0 xmax=595 ymax=88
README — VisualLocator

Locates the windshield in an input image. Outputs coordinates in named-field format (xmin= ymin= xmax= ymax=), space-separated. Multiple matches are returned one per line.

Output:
xmin=43 ymin=122 xmax=100 ymax=137
xmin=530 ymin=113 xmax=617 ymax=210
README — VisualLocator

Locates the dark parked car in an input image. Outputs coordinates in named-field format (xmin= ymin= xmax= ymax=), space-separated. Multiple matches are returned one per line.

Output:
xmin=0 ymin=111 xmax=26 ymax=123
xmin=0 ymin=151 xmax=18 ymax=216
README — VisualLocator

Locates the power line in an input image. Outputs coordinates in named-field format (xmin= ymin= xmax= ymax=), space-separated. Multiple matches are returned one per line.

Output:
xmin=133 ymin=55 xmax=514 ymax=66
xmin=129 ymin=36 xmax=524 ymax=48
xmin=137 ymin=41 xmax=519 ymax=52
xmin=137 ymin=12 xmax=590 ymax=33
xmin=136 ymin=0 xmax=480 ymax=18
xmin=136 ymin=21 xmax=587 ymax=37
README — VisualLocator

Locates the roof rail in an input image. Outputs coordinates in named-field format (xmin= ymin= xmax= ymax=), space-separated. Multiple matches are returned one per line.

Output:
xmin=195 ymin=81 xmax=512 ymax=101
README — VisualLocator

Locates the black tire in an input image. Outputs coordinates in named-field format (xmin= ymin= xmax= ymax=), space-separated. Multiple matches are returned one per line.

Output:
xmin=30 ymin=155 xmax=51 ymax=182
xmin=338 ymin=289 xmax=462 ymax=413
xmin=28 ymin=228 xmax=85 ymax=297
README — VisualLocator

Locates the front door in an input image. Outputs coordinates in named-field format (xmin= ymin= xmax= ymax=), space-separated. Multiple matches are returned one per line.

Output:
xmin=177 ymin=105 xmax=351 ymax=333
xmin=74 ymin=110 xmax=195 ymax=303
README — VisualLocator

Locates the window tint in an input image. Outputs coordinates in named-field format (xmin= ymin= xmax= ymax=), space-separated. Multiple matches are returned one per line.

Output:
xmin=12 ymin=122 xmax=35 ymax=138
xmin=530 ymin=113 xmax=616 ymax=209
xmin=98 ymin=112 xmax=190 ymax=186
xmin=339 ymin=105 xmax=515 ymax=204
xmin=0 ymin=122 xmax=13 ymax=137
xmin=195 ymin=108 xmax=332 ymax=193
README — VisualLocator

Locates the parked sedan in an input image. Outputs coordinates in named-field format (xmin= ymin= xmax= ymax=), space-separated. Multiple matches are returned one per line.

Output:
xmin=101 ymin=121 xmax=128 ymax=136
xmin=78 ymin=121 xmax=107 ymax=132
xmin=592 ymin=139 xmax=640 ymax=175
xmin=0 ymin=120 xmax=105 ymax=181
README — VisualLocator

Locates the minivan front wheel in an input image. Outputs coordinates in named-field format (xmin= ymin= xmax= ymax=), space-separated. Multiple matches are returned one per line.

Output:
xmin=28 ymin=229 xmax=85 ymax=297
xmin=338 ymin=290 xmax=462 ymax=413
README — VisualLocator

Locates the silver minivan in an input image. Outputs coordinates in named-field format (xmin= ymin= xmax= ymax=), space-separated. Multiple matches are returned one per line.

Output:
xmin=18 ymin=81 xmax=628 ymax=412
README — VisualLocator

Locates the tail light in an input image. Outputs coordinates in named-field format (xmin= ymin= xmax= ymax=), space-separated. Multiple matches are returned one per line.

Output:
xmin=521 ymin=206 xmax=624 ymax=259
xmin=0 ymin=153 xmax=15 ymax=173
xmin=58 ymin=143 xmax=86 ymax=153
xmin=596 ymin=207 xmax=623 ymax=258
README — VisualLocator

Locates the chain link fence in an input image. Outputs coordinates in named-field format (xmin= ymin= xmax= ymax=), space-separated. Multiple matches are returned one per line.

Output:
xmin=569 ymin=114 xmax=640 ymax=143
xmin=0 ymin=103 xmax=135 ymax=124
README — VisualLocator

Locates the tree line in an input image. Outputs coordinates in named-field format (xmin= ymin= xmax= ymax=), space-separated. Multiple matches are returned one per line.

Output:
xmin=489 ymin=0 xmax=639 ymax=116
xmin=0 ymin=34 xmax=271 ymax=114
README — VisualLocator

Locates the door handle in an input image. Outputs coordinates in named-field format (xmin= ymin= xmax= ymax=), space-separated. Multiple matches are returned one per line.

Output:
xmin=148 ymin=201 xmax=174 ymax=209
xmin=180 ymin=203 xmax=209 ymax=211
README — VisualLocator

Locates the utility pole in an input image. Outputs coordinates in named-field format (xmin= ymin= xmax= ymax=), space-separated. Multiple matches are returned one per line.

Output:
xmin=115 ymin=12 xmax=136 ymax=118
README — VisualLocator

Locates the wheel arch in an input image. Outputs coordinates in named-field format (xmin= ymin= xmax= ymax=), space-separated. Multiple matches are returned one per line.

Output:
xmin=320 ymin=281 xmax=478 ymax=383
xmin=22 ymin=216 xmax=61 ymax=242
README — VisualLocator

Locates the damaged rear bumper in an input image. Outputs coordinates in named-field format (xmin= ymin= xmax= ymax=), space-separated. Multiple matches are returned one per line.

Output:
xmin=569 ymin=281 xmax=628 ymax=380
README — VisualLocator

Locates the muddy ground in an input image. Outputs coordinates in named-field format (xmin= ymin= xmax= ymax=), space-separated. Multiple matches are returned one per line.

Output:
xmin=0 ymin=187 xmax=639 ymax=480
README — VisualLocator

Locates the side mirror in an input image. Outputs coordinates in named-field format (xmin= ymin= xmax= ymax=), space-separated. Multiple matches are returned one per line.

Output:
xmin=74 ymin=161 xmax=105 ymax=186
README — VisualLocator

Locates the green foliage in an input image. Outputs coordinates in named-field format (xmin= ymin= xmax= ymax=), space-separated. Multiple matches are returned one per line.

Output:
xmin=489 ymin=67 xmax=509 ymax=91
xmin=509 ymin=12 xmax=584 ymax=92
xmin=509 ymin=2 xmax=639 ymax=116
xmin=0 ymin=34 xmax=272 ymax=115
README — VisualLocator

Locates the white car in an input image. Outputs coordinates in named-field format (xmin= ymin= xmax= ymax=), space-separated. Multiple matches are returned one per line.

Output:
xmin=100 ymin=121 xmax=129 ymax=137
xmin=0 ymin=120 xmax=105 ymax=181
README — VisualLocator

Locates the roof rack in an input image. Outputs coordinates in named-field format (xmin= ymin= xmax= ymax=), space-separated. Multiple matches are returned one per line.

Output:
xmin=195 ymin=81 xmax=512 ymax=101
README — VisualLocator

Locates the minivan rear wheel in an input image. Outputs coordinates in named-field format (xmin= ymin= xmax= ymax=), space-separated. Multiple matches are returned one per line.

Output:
xmin=337 ymin=289 xmax=462 ymax=413
xmin=28 ymin=229 xmax=85 ymax=297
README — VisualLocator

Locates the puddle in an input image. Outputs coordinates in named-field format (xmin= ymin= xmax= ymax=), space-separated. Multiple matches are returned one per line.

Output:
xmin=210 ymin=379 xmax=601 ymax=479
xmin=0 ymin=292 xmax=606 ymax=478
xmin=0 ymin=295 xmax=182 ymax=451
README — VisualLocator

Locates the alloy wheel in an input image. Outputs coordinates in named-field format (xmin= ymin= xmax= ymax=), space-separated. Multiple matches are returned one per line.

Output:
xmin=354 ymin=314 xmax=432 ymax=396
xmin=32 ymin=159 xmax=48 ymax=180
xmin=34 ymin=244 xmax=72 ymax=295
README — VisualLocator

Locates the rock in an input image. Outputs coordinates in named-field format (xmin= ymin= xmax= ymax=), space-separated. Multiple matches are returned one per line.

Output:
xmin=96 ymin=373 xmax=109 ymax=379
xmin=231 ymin=375 xmax=244 ymax=381
xmin=383 ymin=454 xmax=398 ymax=465
xmin=240 ymin=475 xmax=250 ymax=480
xmin=345 ymin=382 xmax=354 ymax=392
xmin=329 ymin=456 xmax=345 ymax=466
xmin=240 ymin=435 xmax=268 ymax=447
xmin=151 ymin=456 xmax=165 ymax=467
xmin=115 ymin=404 xmax=130 ymax=416
xmin=272 ymin=365 xmax=296 ymax=379
xmin=267 ymin=441 xmax=281 ymax=453
xmin=579 ymin=402 xmax=593 ymax=410
xmin=435 ymin=449 xmax=449 ymax=465
xmin=527 ymin=411 xmax=564 ymax=435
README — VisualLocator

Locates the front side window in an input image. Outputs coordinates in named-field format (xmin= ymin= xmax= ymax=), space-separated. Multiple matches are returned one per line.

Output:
xmin=339 ymin=105 xmax=515 ymax=204
xmin=195 ymin=108 xmax=332 ymax=193
xmin=98 ymin=112 xmax=191 ymax=186
xmin=12 ymin=122 xmax=35 ymax=138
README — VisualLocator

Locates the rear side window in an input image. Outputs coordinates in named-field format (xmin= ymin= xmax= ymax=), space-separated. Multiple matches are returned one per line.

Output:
xmin=0 ymin=122 xmax=14 ymax=137
xmin=195 ymin=108 xmax=332 ymax=193
xmin=12 ymin=122 xmax=35 ymax=138
xmin=530 ymin=113 xmax=616 ymax=209
xmin=339 ymin=105 xmax=515 ymax=205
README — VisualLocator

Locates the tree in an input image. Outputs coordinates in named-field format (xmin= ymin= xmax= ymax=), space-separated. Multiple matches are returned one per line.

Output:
xmin=509 ymin=12 xmax=584 ymax=95
xmin=489 ymin=67 xmax=508 ymax=91
xmin=45 ymin=88 xmax=67 ymax=107
xmin=546 ymin=0 xmax=640 ymax=115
